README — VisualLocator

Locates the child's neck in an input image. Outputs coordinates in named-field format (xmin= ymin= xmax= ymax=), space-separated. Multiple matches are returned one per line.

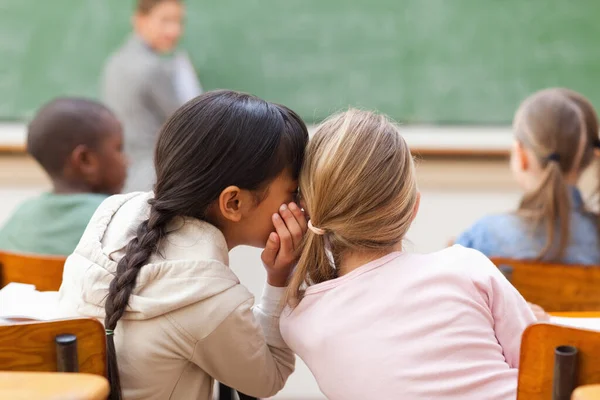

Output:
xmin=338 ymin=243 xmax=403 ymax=277
xmin=52 ymin=179 xmax=94 ymax=195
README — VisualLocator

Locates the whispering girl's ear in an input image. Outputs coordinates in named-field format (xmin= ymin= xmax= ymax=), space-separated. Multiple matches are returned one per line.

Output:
xmin=218 ymin=186 xmax=243 ymax=222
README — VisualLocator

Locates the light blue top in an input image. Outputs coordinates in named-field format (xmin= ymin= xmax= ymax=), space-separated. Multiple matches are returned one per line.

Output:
xmin=455 ymin=187 xmax=600 ymax=265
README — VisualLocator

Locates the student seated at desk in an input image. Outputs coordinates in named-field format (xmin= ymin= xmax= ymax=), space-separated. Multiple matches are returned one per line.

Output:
xmin=455 ymin=88 xmax=600 ymax=265
xmin=280 ymin=109 xmax=536 ymax=400
xmin=58 ymin=91 xmax=309 ymax=400
xmin=0 ymin=98 xmax=127 ymax=256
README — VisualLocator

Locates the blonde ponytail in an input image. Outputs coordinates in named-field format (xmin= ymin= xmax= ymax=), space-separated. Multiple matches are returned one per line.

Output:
xmin=514 ymin=88 xmax=593 ymax=261
xmin=286 ymin=109 xmax=417 ymax=306
xmin=287 ymin=233 xmax=335 ymax=307
xmin=519 ymin=159 xmax=571 ymax=259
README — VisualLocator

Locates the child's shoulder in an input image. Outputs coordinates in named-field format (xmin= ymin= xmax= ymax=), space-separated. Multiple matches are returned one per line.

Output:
xmin=3 ymin=193 xmax=58 ymax=220
xmin=61 ymin=192 xmax=108 ymax=204
xmin=428 ymin=244 xmax=494 ymax=268
xmin=413 ymin=245 xmax=499 ymax=282
xmin=455 ymin=212 xmax=524 ymax=249
xmin=465 ymin=212 xmax=523 ymax=235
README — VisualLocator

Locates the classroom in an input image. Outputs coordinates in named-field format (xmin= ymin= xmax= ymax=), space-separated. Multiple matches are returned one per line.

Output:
xmin=1 ymin=1 xmax=600 ymax=399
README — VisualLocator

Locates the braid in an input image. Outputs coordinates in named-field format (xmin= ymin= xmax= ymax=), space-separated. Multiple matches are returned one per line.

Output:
xmin=104 ymin=201 xmax=171 ymax=400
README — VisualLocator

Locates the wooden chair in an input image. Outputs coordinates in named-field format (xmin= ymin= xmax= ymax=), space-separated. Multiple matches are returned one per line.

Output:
xmin=0 ymin=318 xmax=106 ymax=376
xmin=0 ymin=371 xmax=109 ymax=400
xmin=551 ymin=312 xmax=600 ymax=318
xmin=573 ymin=385 xmax=600 ymax=399
xmin=0 ymin=251 xmax=66 ymax=291
xmin=491 ymin=258 xmax=600 ymax=311
xmin=518 ymin=323 xmax=600 ymax=399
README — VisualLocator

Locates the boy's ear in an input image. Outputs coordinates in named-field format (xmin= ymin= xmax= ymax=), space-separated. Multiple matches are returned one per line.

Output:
xmin=218 ymin=186 xmax=244 ymax=222
xmin=70 ymin=144 xmax=100 ymax=178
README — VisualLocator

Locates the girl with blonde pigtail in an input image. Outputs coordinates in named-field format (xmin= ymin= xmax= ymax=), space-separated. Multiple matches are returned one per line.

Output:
xmin=281 ymin=109 xmax=536 ymax=400
xmin=456 ymin=88 xmax=600 ymax=264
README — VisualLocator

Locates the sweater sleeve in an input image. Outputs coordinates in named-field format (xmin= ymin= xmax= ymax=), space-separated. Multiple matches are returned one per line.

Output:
xmin=189 ymin=284 xmax=295 ymax=398
xmin=145 ymin=63 xmax=182 ymax=120
xmin=464 ymin=248 xmax=536 ymax=368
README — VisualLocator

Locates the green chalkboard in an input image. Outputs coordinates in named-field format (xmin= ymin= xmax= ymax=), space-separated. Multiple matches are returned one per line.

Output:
xmin=1 ymin=0 xmax=599 ymax=124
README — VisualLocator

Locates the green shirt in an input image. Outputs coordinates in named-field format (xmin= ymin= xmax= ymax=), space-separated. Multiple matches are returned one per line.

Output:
xmin=0 ymin=193 xmax=107 ymax=256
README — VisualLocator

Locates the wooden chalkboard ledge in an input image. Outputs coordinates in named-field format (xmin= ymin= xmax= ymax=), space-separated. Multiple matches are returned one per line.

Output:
xmin=0 ymin=123 xmax=511 ymax=157
xmin=0 ymin=123 xmax=26 ymax=154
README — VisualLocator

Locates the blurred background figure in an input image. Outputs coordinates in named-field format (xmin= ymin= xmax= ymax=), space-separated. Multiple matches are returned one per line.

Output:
xmin=0 ymin=98 xmax=126 ymax=256
xmin=102 ymin=0 xmax=201 ymax=193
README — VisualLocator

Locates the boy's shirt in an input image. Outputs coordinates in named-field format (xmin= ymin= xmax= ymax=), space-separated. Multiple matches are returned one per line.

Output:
xmin=0 ymin=193 xmax=107 ymax=256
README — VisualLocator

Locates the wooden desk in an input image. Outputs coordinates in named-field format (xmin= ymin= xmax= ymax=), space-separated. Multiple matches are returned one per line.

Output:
xmin=0 ymin=371 xmax=109 ymax=400
xmin=573 ymin=385 xmax=600 ymax=400
xmin=550 ymin=312 xmax=600 ymax=318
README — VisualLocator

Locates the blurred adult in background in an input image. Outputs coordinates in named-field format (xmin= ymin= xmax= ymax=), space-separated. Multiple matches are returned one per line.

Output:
xmin=102 ymin=0 xmax=202 ymax=193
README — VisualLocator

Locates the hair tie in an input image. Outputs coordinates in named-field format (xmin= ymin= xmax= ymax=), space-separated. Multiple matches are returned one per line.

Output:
xmin=105 ymin=329 xmax=115 ymax=336
xmin=307 ymin=220 xmax=326 ymax=235
xmin=547 ymin=153 xmax=560 ymax=163
xmin=593 ymin=138 xmax=600 ymax=149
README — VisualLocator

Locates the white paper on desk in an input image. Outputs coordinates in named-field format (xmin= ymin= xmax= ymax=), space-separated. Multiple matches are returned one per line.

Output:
xmin=549 ymin=316 xmax=600 ymax=331
xmin=0 ymin=282 xmax=60 ymax=320
xmin=173 ymin=51 xmax=202 ymax=102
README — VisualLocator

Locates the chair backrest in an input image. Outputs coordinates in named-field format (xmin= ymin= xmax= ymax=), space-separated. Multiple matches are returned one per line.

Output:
xmin=0 ymin=251 xmax=66 ymax=291
xmin=491 ymin=257 xmax=600 ymax=311
xmin=0 ymin=318 xmax=106 ymax=376
xmin=518 ymin=323 xmax=600 ymax=399
xmin=573 ymin=384 xmax=600 ymax=400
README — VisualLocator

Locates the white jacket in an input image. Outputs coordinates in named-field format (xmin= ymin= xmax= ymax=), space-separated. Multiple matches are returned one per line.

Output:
xmin=58 ymin=192 xmax=294 ymax=399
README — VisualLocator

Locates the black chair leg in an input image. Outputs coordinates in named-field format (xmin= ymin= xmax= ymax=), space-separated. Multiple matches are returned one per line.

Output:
xmin=55 ymin=334 xmax=78 ymax=372
xmin=218 ymin=383 xmax=258 ymax=400
xmin=218 ymin=382 xmax=234 ymax=400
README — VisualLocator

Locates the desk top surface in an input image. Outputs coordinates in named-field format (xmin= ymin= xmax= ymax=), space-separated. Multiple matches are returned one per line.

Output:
xmin=0 ymin=372 xmax=109 ymax=400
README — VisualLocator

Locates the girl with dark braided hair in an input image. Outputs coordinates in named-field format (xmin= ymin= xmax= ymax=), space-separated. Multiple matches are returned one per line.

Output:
xmin=58 ymin=90 xmax=309 ymax=400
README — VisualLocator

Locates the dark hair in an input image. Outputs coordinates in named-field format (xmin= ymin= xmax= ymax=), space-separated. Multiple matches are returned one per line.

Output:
xmin=27 ymin=97 xmax=117 ymax=177
xmin=103 ymin=90 xmax=308 ymax=399
xmin=136 ymin=0 xmax=181 ymax=14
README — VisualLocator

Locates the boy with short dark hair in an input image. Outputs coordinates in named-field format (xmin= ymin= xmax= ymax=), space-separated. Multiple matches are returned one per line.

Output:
xmin=0 ymin=97 xmax=127 ymax=255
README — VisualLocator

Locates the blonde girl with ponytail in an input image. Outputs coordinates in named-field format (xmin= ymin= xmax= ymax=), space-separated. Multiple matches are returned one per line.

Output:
xmin=280 ymin=109 xmax=535 ymax=400
xmin=456 ymin=88 xmax=600 ymax=264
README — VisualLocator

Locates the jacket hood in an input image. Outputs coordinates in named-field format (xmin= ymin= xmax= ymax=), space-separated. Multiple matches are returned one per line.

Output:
xmin=59 ymin=192 xmax=239 ymax=321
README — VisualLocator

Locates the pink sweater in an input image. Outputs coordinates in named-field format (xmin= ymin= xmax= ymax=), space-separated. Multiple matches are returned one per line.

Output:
xmin=281 ymin=246 xmax=535 ymax=400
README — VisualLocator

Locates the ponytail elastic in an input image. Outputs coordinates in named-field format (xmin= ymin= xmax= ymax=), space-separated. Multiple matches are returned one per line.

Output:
xmin=593 ymin=138 xmax=600 ymax=149
xmin=307 ymin=220 xmax=326 ymax=235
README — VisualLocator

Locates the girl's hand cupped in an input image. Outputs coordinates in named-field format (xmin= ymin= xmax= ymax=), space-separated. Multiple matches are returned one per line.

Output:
xmin=261 ymin=202 xmax=307 ymax=287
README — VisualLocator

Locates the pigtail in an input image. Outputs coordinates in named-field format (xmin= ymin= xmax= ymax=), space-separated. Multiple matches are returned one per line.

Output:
xmin=519 ymin=159 xmax=571 ymax=261
xmin=104 ymin=201 xmax=172 ymax=400
xmin=285 ymin=226 xmax=335 ymax=307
